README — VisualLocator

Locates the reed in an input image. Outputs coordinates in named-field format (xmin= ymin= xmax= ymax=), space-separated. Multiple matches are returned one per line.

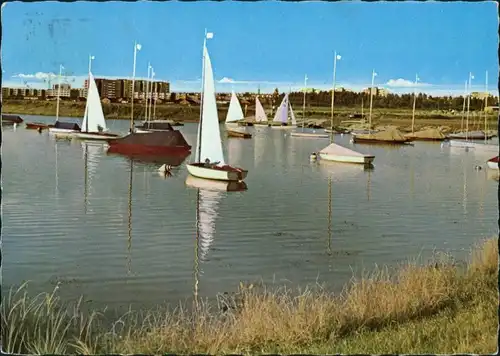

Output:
xmin=2 ymin=238 xmax=497 ymax=354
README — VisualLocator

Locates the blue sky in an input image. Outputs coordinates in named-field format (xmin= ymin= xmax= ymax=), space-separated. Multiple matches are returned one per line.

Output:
xmin=1 ymin=1 xmax=498 ymax=95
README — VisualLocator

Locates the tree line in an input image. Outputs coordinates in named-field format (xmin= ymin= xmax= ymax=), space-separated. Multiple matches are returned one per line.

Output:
xmin=258 ymin=89 xmax=499 ymax=112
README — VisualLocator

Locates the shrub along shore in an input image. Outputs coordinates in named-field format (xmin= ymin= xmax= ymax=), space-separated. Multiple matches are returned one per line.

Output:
xmin=1 ymin=238 xmax=497 ymax=354
xmin=3 ymin=99 xmax=497 ymax=131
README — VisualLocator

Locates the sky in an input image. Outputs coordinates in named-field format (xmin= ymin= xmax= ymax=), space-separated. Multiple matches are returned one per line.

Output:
xmin=1 ymin=1 xmax=498 ymax=96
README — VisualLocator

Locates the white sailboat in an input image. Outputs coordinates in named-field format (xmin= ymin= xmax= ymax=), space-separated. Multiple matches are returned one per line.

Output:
xmin=291 ymin=74 xmax=329 ymax=138
xmin=73 ymin=71 xmax=120 ymax=141
xmin=270 ymin=93 xmax=297 ymax=129
xmin=449 ymin=72 xmax=488 ymax=147
xmin=225 ymin=91 xmax=244 ymax=128
xmin=48 ymin=64 xmax=82 ymax=137
xmin=186 ymin=31 xmax=249 ymax=182
xmin=253 ymin=96 xmax=270 ymax=127
xmin=318 ymin=54 xmax=375 ymax=165
xmin=225 ymin=90 xmax=252 ymax=138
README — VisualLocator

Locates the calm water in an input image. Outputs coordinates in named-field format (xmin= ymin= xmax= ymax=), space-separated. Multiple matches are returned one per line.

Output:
xmin=2 ymin=114 xmax=498 ymax=311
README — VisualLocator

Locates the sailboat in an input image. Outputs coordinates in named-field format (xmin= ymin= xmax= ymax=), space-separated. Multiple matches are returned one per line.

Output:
xmin=352 ymin=70 xmax=411 ymax=145
xmin=291 ymin=74 xmax=329 ymax=138
xmin=225 ymin=91 xmax=252 ymax=139
xmin=270 ymin=93 xmax=297 ymax=129
xmin=404 ymin=74 xmax=446 ymax=142
xmin=186 ymin=31 xmax=248 ymax=182
xmin=253 ymin=96 xmax=270 ymax=127
xmin=73 ymin=72 xmax=120 ymax=141
xmin=449 ymin=71 xmax=497 ymax=152
xmin=48 ymin=65 xmax=82 ymax=137
xmin=448 ymin=72 xmax=488 ymax=146
xmin=318 ymin=67 xmax=374 ymax=165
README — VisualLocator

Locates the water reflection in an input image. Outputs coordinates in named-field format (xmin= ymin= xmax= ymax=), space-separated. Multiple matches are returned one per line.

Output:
xmin=186 ymin=175 xmax=248 ymax=302
xmin=127 ymin=159 xmax=133 ymax=275
xmin=319 ymin=161 xmax=373 ymax=255
xmin=82 ymin=142 xmax=103 ymax=213
xmin=253 ymin=129 xmax=267 ymax=168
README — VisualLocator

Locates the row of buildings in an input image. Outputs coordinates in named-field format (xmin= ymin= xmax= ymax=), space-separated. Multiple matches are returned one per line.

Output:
xmin=1 ymin=78 xmax=171 ymax=102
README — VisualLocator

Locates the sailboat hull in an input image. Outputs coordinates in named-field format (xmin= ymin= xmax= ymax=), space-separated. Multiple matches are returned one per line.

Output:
xmin=271 ymin=124 xmax=297 ymax=129
xmin=187 ymin=163 xmax=248 ymax=182
xmin=227 ymin=129 xmax=252 ymax=139
xmin=319 ymin=143 xmax=375 ymax=165
xmin=487 ymin=156 xmax=499 ymax=170
xmin=72 ymin=132 xmax=121 ymax=141
xmin=290 ymin=132 xmax=329 ymax=138
xmin=48 ymin=128 xmax=80 ymax=137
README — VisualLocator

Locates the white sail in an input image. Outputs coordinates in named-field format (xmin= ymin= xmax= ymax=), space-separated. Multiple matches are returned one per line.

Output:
xmin=225 ymin=91 xmax=244 ymax=123
xmin=255 ymin=97 xmax=268 ymax=122
xmin=273 ymin=94 xmax=289 ymax=123
xmin=82 ymin=72 xmax=107 ymax=133
xmin=195 ymin=45 xmax=226 ymax=165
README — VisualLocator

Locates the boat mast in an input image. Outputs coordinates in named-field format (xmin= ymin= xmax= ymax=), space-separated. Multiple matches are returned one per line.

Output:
xmin=87 ymin=54 xmax=94 ymax=132
xmin=465 ymin=72 xmax=473 ymax=141
xmin=460 ymin=80 xmax=467 ymax=132
xmin=56 ymin=64 xmax=63 ymax=122
xmin=484 ymin=70 xmax=488 ymax=142
xmin=147 ymin=67 xmax=155 ymax=124
xmin=330 ymin=51 xmax=340 ymax=131
xmin=411 ymin=73 xmax=418 ymax=135
xmin=196 ymin=29 xmax=209 ymax=163
xmin=368 ymin=69 xmax=376 ymax=135
xmin=153 ymin=81 xmax=157 ymax=120
xmin=130 ymin=41 xmax=141 ymax=132
xmin=145 ymin=63 xmax=151 ymax=125
xmin=302 ymin=74 xmax=307 ymax=131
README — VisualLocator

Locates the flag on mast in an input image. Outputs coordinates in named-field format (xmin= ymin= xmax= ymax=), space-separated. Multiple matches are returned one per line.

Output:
xmin=136 ymin=43 xmax=142 ymax=51
xmin=206 ymin=32 xmax=214 ymax=39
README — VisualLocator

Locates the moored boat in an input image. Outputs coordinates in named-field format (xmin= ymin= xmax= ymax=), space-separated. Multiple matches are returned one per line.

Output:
xmin=352 ymin=129 xmax=413 ymax=145
xmin=186 ymin=31 xmax=248 ymax=182
xmin=72 ymin=70 xmax=120 ymax=141
xmin=227 ymin=129 xmax=252 ymax=139
xmin=25 ymin=122 xmax=51 ymax=130
xmin=319 ymin=142 xmax=375 ymax=165
xmin=486 ymin=156 xmax=499 ymax=170
xmin=2 ymin=114 xmax=24 ymax=125
xmin=107 ymin=130 xmax=191 ymax=156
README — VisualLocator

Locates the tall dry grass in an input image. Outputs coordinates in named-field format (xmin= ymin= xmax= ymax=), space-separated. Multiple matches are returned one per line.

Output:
xmin=2 ymin=238 xmax=497 ymax=354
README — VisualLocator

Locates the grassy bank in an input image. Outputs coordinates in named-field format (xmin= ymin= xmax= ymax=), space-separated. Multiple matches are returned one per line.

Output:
xmin=2 ymin=238 xmax=497 ymax=354
xmin=3 ymin=99 xmax=496 ymax=131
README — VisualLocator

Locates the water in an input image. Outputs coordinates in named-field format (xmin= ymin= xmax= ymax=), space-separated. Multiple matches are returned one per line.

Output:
xmin=2 ymin=114 xmax=498 ymax=311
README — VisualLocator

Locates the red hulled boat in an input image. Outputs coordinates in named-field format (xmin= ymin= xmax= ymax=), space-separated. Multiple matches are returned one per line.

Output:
xmin=106 ymin=127 xmax=191 ymax=156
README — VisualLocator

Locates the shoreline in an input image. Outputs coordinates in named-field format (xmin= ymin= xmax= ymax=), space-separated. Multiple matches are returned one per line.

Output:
xmin=3 ymin=99 xmax=497 ymax=131
xmin=2 ymin=237 xmax=497 ymax=354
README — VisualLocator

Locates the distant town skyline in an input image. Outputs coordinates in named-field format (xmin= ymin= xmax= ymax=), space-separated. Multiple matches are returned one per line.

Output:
xmin=1 ymin=1 xmax=498 ymax=96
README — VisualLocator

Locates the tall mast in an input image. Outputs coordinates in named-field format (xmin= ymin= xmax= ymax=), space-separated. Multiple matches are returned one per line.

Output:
xmin=145 ymin=63 xmax=151 ymax=124
xmin=56 ymin=64 xmax=62 ymax=122
xmin=330 ymin=51 xmax=340 ymax=131
xmin=302 ymin=74 xmax=307 ymax=131
xmin=368 ymin=70 xmax=377 ymax=135
xmin=411 ymin=73 xmax=419 ymax=134
xmin=484 ymin=70 xmax=488 ymax=142
xmin=465 ymin=72 xmax=473 ymax=141
xmin=130 ymin=41 xmax=141 ymax=132
xmin=196 ymin=29 xmax=208 ymax=163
